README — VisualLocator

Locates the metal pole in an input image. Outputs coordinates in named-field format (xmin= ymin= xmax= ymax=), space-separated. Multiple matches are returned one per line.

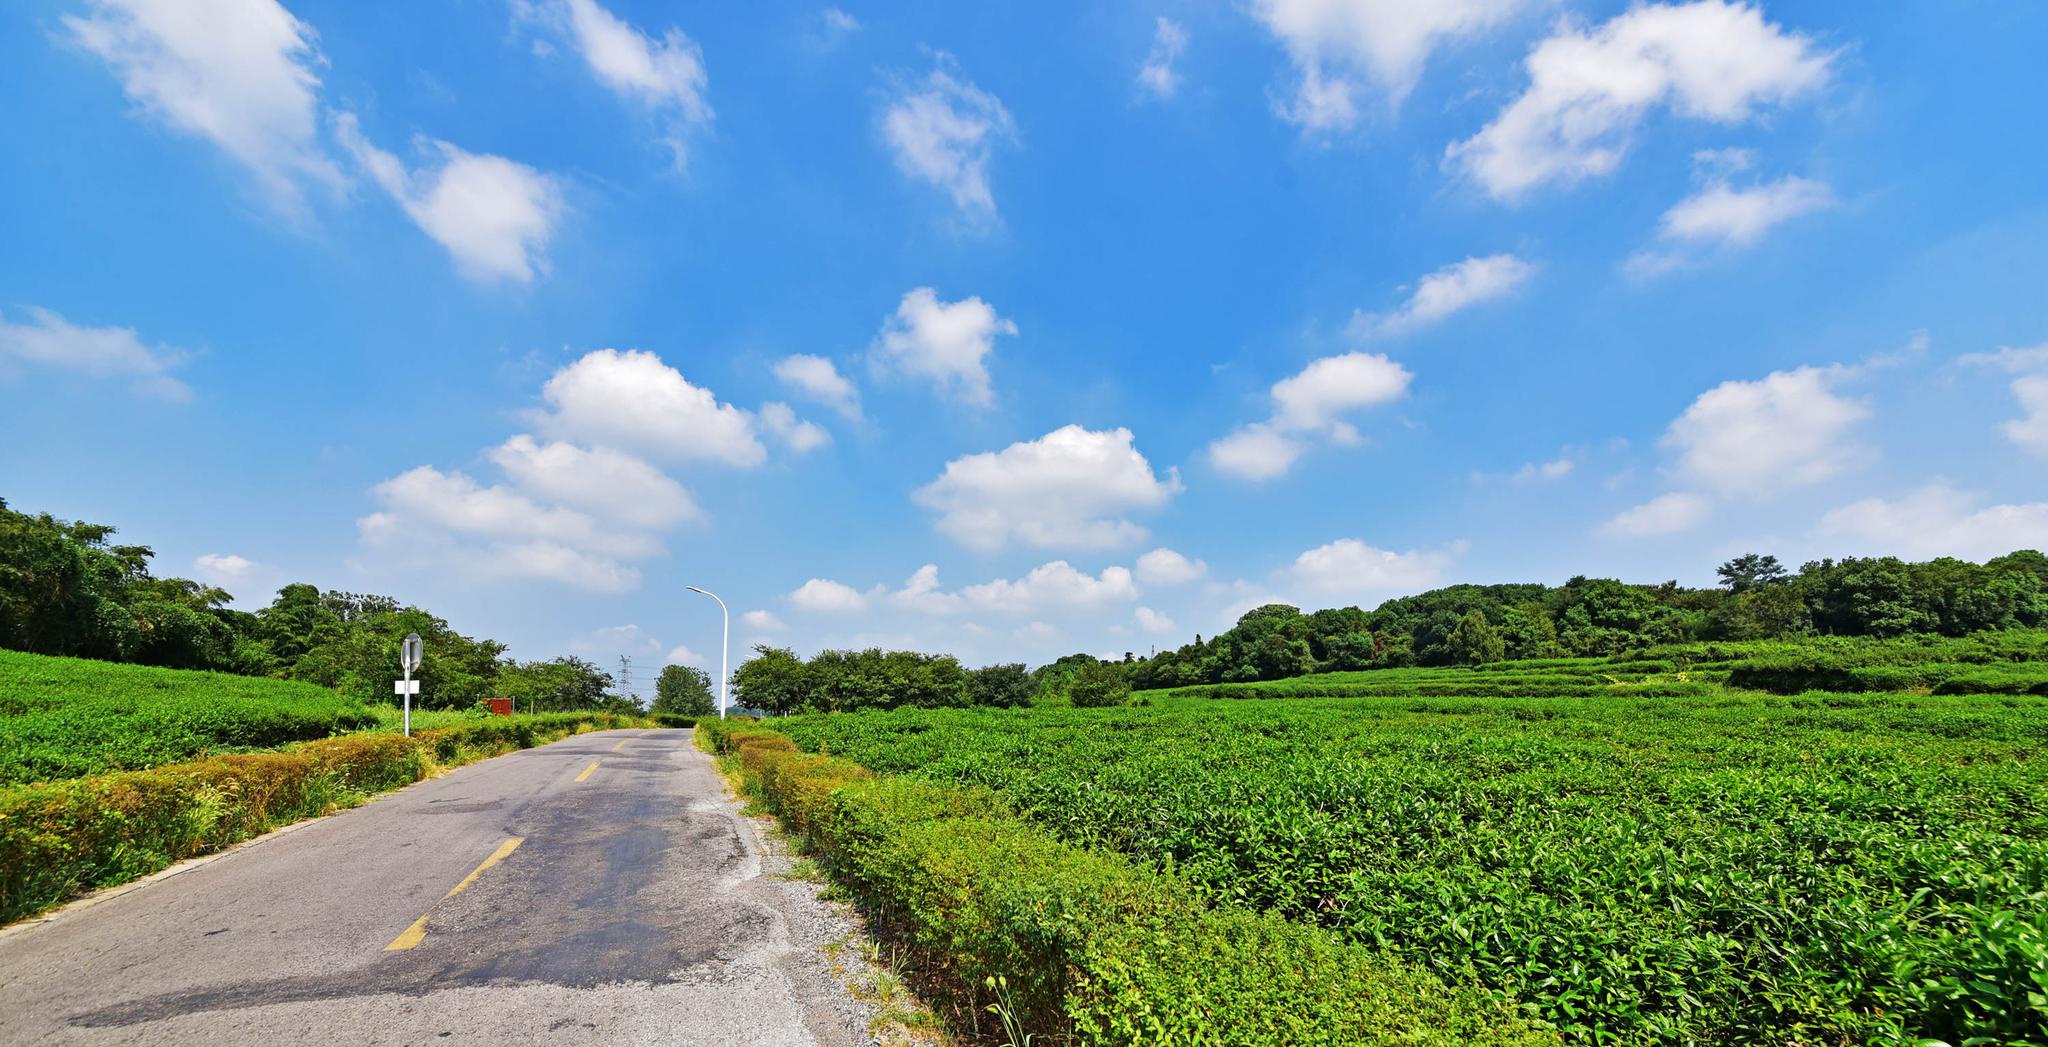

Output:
xmin=403 ymin=661 xmax=412 ymax=737
xmin=687 ymin=586 xmax=730 ymax=719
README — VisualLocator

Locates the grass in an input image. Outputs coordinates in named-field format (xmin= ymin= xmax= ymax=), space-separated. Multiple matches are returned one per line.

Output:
xmin=771 ymin=688 xmax=2048 ymax=1044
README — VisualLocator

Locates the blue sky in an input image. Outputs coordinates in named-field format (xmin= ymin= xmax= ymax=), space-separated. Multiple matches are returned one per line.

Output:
xmin=3 ymin=0 xmax=2045 ymax=674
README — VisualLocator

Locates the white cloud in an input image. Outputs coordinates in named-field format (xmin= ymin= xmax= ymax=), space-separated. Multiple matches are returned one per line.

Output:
xmin=882 ymin=60 xmax=1016 ymax=218
xmin=772 ymin=354 xmax=861 ymax=421
xmin=915 ymin=425 xmax=1181 ymax=551
xmin=488 ymin=434 xmax=700 ymax=528
xmin=1448 ymin=1 xmax=1831 ymax=201
xmin=873 ymin=288 xmax=1016 ymax=407
xmin=369 ymin=465 xmax=653 ymax=558
xmin=1816 ymin=485 xmax=2048 ymax=562
xmin=0 ymin=306 xmax=192 ymax=401
xmin=1600 ymin=491 xmax=1711 ymax=537
xmin=573 ymin=622 xmax=663 ymax=656
xmin=1664 ymin=365 xmax=1868 ymax=496
xmin=1207 ymin=423 xmax=1306 ymax=481
xmin=192 ymin=553 xmax=258 ymax=584
xmin=759 ymin=402 xmax=831 ymax=453
xmin=1961 ymin=343 xmax=2048 ymax=455
xmin=1135 ymin=547 xmax=1208 ymax=585
xmin=1628 ymin=175 xmax=1832 ymax=277
xmin=1352 ymin=254 xmax=1534 ymax=337
xmin=789 ymin=577 xmax=873 ymax=613
xmin=1514 ymin=457 xmax=1575 ymax=482
xmin=1138 ymin=17 xmax=1189 ymax=99
xmin=356 ymin=509 xmax=638 ymax=592
xmin=742 ymin=609 xmax=787 ymax=632
xmin=1209 ymin=351 xmax=1412 ymax=480
xmin=334 ymin=113 xmax=565 ymax=284
xmin=957 ymin=561 xmax=1139 ymax=615
xmin=1272 ymin=352 xmax=1413 ymax=430
xmin=1252 ymin=0 xmax=1529 ymax=130
xmin=520 ymin=0 xmax=712 ymax=167
xmin=532 ymin=349 xmax=766 ymax=467
xmin=1135 ymin=606 xmax=1177 ymax=634
xmin=66 ymin=0 xmax=343 ymax=213
xmin=1287 ymin=538 xmax=1461 ymax=595
xmin=664 ymin=645 xmax=703 ymax=666
xmin=823 ymin=9 xmax=860 ymax=36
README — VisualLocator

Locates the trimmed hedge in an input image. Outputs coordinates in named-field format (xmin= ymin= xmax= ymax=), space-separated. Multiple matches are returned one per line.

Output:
xmin=698 ymin=719 xmax=1549 ymax=1046
xmin=0 ymin=712 xmax=644 ymax=923
xmin=652 ymin=714 xmax=700 ymax=728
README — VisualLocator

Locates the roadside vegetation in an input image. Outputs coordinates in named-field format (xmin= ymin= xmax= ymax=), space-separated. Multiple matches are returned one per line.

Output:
xmin=755 ymin=689 xmax=2048 ymax=1045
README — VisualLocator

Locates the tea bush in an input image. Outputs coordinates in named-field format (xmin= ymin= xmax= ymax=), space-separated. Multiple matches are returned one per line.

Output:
xmin=771 ymin=693 xmax=2048 ymax=1044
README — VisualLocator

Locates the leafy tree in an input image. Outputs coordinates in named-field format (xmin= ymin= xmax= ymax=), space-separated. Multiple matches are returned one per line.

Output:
xmin=498 ymin=657 xmax=612 ymax=712
xmin=732 ymin=645 xmax=810 ymax=715
xmin=653 ymin=664 xmax=716 ymax=716
xmin=1717 ymin=553 xmax=1789 ymax=593
xmin=1068 ymin=660 xmax=1130 ymax=708
xmin=967 ymin=663 xmax=1034 ymax=707
xmin=1443 ymin=610 xmax=1506 ymax=665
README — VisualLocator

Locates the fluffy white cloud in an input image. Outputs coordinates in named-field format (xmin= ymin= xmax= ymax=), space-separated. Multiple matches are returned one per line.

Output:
xmin=356 ymin=509 xmax=639 ymax=592
xmin=1252 ymin=0 xmax=1529 ymax=130
xmin=1207 ymin=423 xmax=1305 ymax=481
xmin=369 ymin=465 xmax=653 ymax=558
xmin=532 ymin=349 xmax=766 ymax=467
xmin=873 ymin=287 xmax=1016 ymax=406
xmin=882 ymin=60 xmax=1016 ymax=218
xmin=665 ymin=645 xmax=703 ymax=666
xmin=742 ymin=609 xmax=787 ymax=632
xmin=192 ymin=553 xmax=258 ymax=583
xmin=1448 ymin=1 xmax=1831 ymax=201
xmin=489 ymin=434 xmax=700 ymax=528
xmin=1135 ymin=606 xmax=1177 ymax=634
xmin=915 ymin=425 xmax=1181 ymax=551
xmin=1287 ymin=538 xmax=1461 ymax=595
xmin=1600 ymin=491 xmax=1711 ymax=537
xmin=1209 ymin=352 xmax=1411 ymax=480
xmin=66 ymin=0 xmax=342 ymax=213
xmin=335 ymin=113 xmax=565 ymax=284
xmin=1816 ymin=485 xmax=2048 ymax=562
xmin=1628 ymin=175 xmax=1832 ymax=277
xmin=957 ymin=562 xmax=1139 ymax=615
xmin=1135 ymin=547 xmax=1208 ymax=585
xmin=521 ymin=0 xmax=712 ymax=167
xmin=759 ymin=402 xmax=831 ymax=453
xmin=1961 ymin=343 xmax=2048 ymax=455
xmin=1664 ymin=365 xmax=1868 ymax=496
xmin=772 ymin=354 xmax=861 ymax=421
xmin=0 ymin=306 xmax=191 ymax=401
xmin=789 ymin=578 xmax=873 ymax=613
xmin=1353 ymin=254 xmax=1535 ymax=337
xmin=1272 ymin=352 xmax=1413 ymax=430
xmin=1138 ymin=17 xmax=1189 ymax=99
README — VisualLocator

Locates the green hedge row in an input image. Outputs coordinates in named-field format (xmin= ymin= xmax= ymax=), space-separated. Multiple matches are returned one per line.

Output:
xmin=652 ymin=713 xmax=700 ymax=728
xmin=697 ymin=719 xmax=1549 ymax=1046
xmin=0 ymin=712 xmax=645 ymax=924
xmin=1728 ymin=657 xmax=2048 ymax=695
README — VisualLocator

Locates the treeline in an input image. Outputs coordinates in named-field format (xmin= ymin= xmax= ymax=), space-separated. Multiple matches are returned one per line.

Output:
xmin=1130 ymin=550 xmax=2048 ymax=689
xmin=0 ymin=498 xmax=633 ymax=712
xmin=731 ymin=646 xmax=1131 ymax=715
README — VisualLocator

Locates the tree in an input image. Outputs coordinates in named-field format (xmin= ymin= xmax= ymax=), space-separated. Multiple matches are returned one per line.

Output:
xmin=498 ymin=656 xmax=612 ymax=712
xmin=967 ymin=663 xmax=1034 ymax=707
xmin=1718 ymin=553 xmax=1789 ymax=593
xmin=653 ymin=664 xmax=716 ymax=716
xmin=732 ymin=645 xmax=810 ymax=715
xmin=1443 ymin=610 xmax=1506 ymax=665
xmin=1068 ymin=660 xmax=1130 ymax=708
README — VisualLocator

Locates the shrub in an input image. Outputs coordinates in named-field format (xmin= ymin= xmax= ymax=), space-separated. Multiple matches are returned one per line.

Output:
xmin=697 ymin=719 xmax=1545 ymax=1046
xmin=1067 ymin=661 xmax=1130 ymax=708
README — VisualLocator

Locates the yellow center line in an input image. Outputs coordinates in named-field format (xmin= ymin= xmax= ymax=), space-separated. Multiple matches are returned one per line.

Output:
xmin=574 ymin=760 xmax=600 ymax=782
xmin=383 ymin=836 xmax=524 ymax=952
xmin=610 ymin=738 xmax=629 ymax=751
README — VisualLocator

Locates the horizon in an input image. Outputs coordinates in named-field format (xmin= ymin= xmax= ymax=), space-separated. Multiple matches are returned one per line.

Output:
xmin=4 ymin=0 xmax=2046 ymax=671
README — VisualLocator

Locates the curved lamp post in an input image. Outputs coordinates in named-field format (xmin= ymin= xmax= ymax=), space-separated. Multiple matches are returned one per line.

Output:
xmin=686 ymin=586 xmax=729 ymax=719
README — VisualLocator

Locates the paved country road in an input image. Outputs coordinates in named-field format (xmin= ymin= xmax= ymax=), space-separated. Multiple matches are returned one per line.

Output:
xmin=0 ymin=729 xmax=879 ymax=1046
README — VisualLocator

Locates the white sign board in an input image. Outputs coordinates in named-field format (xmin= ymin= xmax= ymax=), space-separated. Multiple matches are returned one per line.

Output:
xmin=394 ymin=680 xmax=420 ymax=695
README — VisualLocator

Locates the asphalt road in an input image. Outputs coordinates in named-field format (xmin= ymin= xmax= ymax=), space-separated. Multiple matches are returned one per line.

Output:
xmin=0 ymin=729 xmax=878 ymax=1046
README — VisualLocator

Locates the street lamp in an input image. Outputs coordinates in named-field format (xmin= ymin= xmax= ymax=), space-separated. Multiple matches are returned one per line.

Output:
xmin=686 ymin=586 xmax=729 ymax=719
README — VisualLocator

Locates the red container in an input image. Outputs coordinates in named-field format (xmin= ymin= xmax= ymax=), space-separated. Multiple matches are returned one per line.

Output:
xmin=487 ymin=698 xmax=513 ymax=717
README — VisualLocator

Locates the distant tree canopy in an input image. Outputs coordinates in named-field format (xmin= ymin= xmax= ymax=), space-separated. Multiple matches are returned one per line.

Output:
xmin=732 ymin=645 xmax=1046 ymax=715
xmin=0 ymin=498 xmax=624 ymax=712
xmin=1127 ymin=550 xmax=2048 ymax=690
xmin=653 ymin=664 xmax=716 ymax=717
